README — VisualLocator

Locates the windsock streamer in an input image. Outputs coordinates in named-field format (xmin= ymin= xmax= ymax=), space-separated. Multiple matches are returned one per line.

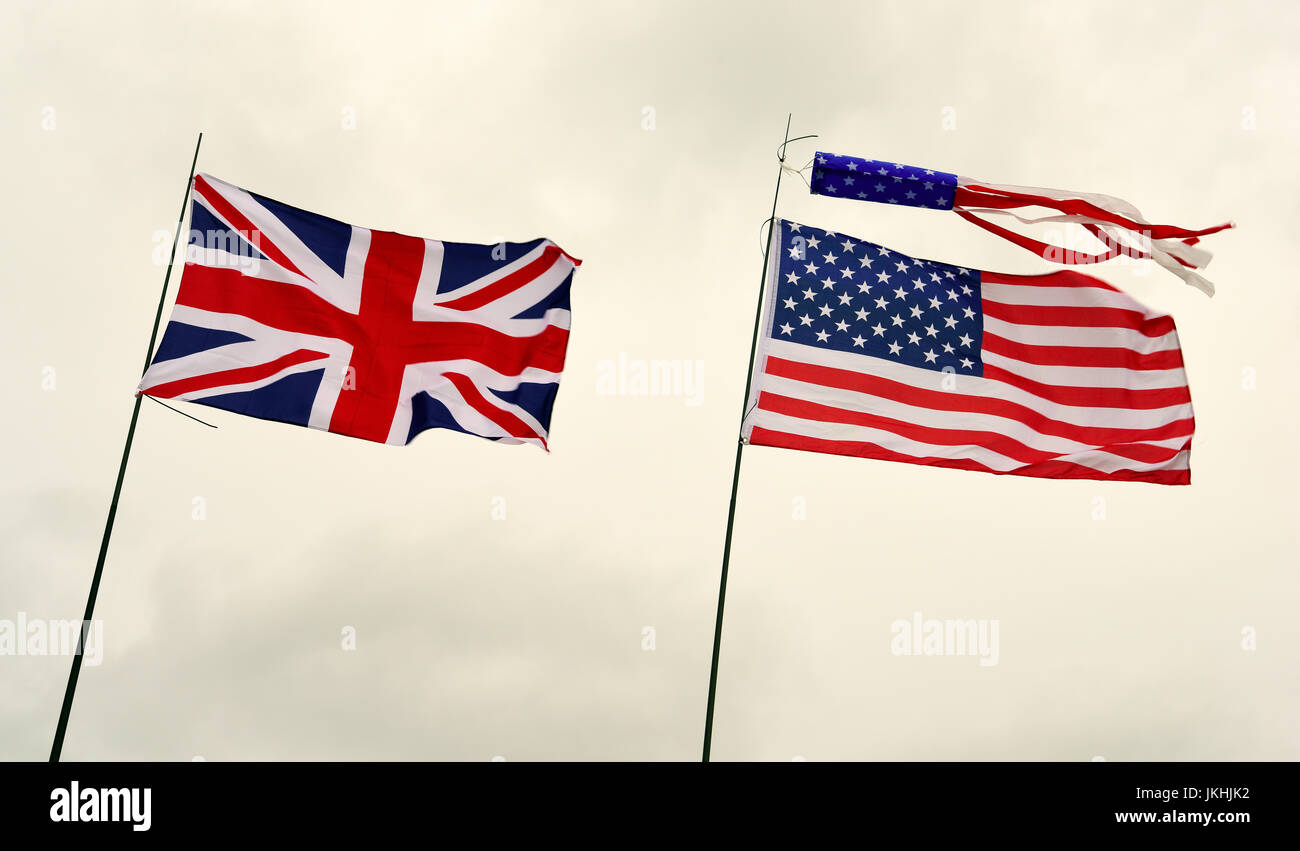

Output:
xmin=810 ymin=152 xmax=1233 ymax=296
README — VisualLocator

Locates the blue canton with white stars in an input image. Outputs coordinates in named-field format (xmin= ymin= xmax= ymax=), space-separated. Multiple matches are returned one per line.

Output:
xmin=809 ymin=152 xmax=957 ymax=211
xmin=771 ymin=220 xmax=984 ymax=376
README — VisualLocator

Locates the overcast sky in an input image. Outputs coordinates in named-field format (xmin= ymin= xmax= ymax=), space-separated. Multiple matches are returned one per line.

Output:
xmin=3 ymin=0 xmax=1297 ymax=760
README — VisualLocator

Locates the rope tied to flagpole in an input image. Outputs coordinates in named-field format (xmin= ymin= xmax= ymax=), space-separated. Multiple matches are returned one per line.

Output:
xmin=143 ymin=394 xmax=218 ymax=428
xmin=779 ymin=159 xmax=814 ymax=188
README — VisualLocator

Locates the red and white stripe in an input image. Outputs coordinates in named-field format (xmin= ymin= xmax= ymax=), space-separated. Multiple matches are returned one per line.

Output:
xmin=952 ymin=179 xmax=1233 ymax=296
xmin=742 ymin=267 xmax=1195 ymax=485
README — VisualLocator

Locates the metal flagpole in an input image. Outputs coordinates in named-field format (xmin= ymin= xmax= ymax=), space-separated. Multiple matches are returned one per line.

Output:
xmin=702 ymin=115 xmax=814 ymax=761
xmin=50 ymin=132 xmax=204 ymax=762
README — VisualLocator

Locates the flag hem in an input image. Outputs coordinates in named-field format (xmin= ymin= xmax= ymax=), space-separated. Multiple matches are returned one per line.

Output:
xmin=741 ymin=218 xmax=784 ymax=443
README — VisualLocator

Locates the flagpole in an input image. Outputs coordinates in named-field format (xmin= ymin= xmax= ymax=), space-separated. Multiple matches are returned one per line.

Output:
xmin=702 ymin=115 xmax=813 ymax=761
xmin=49 ymin=132 xmax=203 ymax=762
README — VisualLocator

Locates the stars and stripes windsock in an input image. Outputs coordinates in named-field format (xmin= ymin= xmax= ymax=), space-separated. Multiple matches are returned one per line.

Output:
xmin=741 ymin=220 xmax=1195 ymax=485
xmin=138 ymin=174 xmax=580 ymax=449
xmin=809 ymin=152 xmax=1233 ymax=296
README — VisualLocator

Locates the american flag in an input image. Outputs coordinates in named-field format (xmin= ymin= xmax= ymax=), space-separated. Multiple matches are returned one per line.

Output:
xmin=139 ymin=174 xmax=579 ymax=449
xmin=740 ymin=219 xmax=1195 ymax=485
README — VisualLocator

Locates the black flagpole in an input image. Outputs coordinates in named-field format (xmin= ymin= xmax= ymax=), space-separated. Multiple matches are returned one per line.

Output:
xmin=50 ymin=132 xmax=203 ymax=762
xmin=702 ymin=115 xmax=814 ymax=761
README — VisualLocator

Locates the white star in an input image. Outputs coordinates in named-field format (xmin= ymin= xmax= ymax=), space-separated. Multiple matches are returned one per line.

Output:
xmin=878 ymin=247 xmax=892 ymax=258
xmin=782 ymin=297 xmax=797 ymax=310
xmin=855 ymin=307 xmax=869 ymax=321
xmin=923 ymin=348 xmax=938 ymax=363
xmin=875 ymin=296 xmax=889 ymax=310
xmin=807 ymin=235 xmax=820 ymax=249
xmin=928 ymin=296 xmax=942 ymax=310
xmin=924 ymin=324 xmax=938 ymax=337
xmin=799 ymin=313 xmax=814 ymax=326
xmin=962 ymin=307 xmax=975 ymax=319
xmin=815 ymin=329 xmax=830 ymax=342
xmin=930 ymin=272 xmax=941 ymax=283
xmin=888 ymin=341 xmax=902 ymax=356
xmin=843 ymin=175 xmax=854 ymax=186
xmin=871 ymin=322 xmax=886 ymax=337
xmin=857 ymin=282 xmax=872 ymax=294
xmin=960 ymin=284 xmax=972 ymax=295
xmin=947 ymin=289 xmax=959 ymax=301
xmin=905 ymin=190 xmax=917 ymax=200
xmin=818 ymin=303 xmax=833 ymax=317
xmin=787 ymin=222 xmax=802 ymax=232
xmin=859 ymin=255 xmax=874 ymax=268
xmin=846 ymin=161 xmax=858 ymax=171
xmin=907 ymin=331 xmax=921 ymax=346
xmin=891 ymin=313 xmax=905 ymax=327
xmin=960 ymin=357 xmax=974 ymax=370
xmin=893 ymin=286 xmax=908 ymax=300
xmin=802 ymin=287 xmax=817 ymax=300
xmin=877 ymin=270 xmax=891 ymax=284
xmin=840 ymin=239 xmax=856 ymax=252
xmin=779 ymin=322 xmax=793 ymax=335
xmin=822 ymin=278 xmax=837 ymax=290
xmin=912 ymin=278 xmax=927 ymax=291
xmin=944 ymin=315 xmax=958 ymax=328
xmin=840 ymin=267 xmax=854 ymax=279
xmin=837 ymin=293 xmax=852 ymax=306
xmin=909 ymin=305 xmax=923 ymax=319
xmin=804 ymin=262 xmax=819 ymax=275
xmin=852 ymin=334 xmax=866 ymax=347
xmin=835 ymin=319 xmax=849 ymax=333
xmin=895 ymin=260 xmax=909 ymax=273
xmin=823 ymin=252 xmax=838 ymax=265
xmin=787 ymin=247 xmax=802 ymax=260
xmin=943 ymin=270 xmax=955 ymax=280
xmin=958 ymin=333 xmax=973 ymax=347
xmin=942 ymin=342 xmax=954 ymax=354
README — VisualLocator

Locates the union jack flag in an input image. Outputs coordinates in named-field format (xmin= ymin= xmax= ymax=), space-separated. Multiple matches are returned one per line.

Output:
xmin=139 ymin=174 xmax=580 ymax=449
